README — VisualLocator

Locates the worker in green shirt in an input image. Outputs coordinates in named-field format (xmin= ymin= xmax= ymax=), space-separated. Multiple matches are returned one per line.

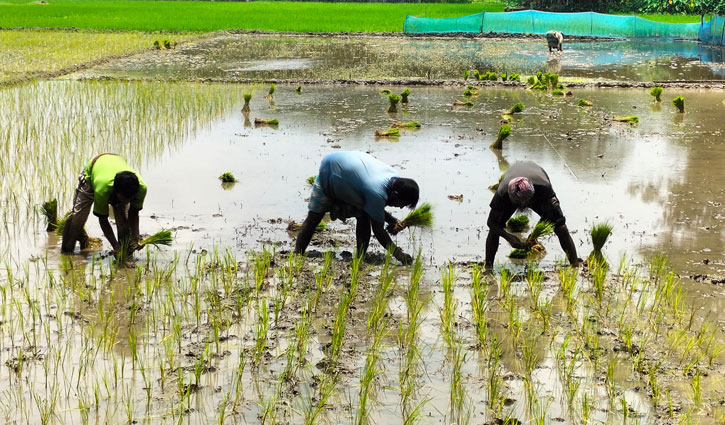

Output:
xmin=61 ymin=153 xmax=147 ymax=256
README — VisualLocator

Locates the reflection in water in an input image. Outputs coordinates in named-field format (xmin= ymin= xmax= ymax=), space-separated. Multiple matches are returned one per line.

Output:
xmin=80 ymin=33 xmax=725 ymax=82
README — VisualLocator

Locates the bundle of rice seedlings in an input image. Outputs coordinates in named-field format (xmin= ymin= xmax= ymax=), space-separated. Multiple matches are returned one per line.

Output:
xmin=315 ymin=221 xmax=327 ymax=232
xmin=508 ymin=248 xmax=528 ymax=259
xmin=588 ymin=222 xmax=612 ymax=265
xmin=265 ymin=84 xmax=275 ymax=101
xmin=672 ymin=96 xmax=685 ymax=113
xmin=650 ymin=86 xmax=663 ymax=102
xmin=306 ymin=175 xmax=316 ymax=186
xmin=163 ymin=39 xmax=173 ymax=49
xmin=500 ymin=72 xmax=508 ymax=80
xmin=139 ymin=230 xmax=173 ymax=247
xmin=41 ymin=199 xmax=58 ymax=231
xmin=613 ymin=116 xmax=638 ymax=123
xmin=387 ymin=94 xmax=401 ymax=113
xmin=473 ymin=70 xmax=481 ymax=80
xmin=374 ymin=128 xmax=401 ymax=138
xmin=153 ymin=40 xmax=161 ymax=49
xmin=482 ymin=71 xmax=498 ymax=81
xmin=527 ymin=75 xmax=537 ymax=85
xmin=453 ymin=99 xmax=474 ymax=108
xmin=295 ymin=86 xmax=302 ymax=94
xmin=391 ymin=121 xmax=422 ymax=129
xmin=242 ymin=92 xmax=252 ymax=112
xmin=544 ymin=72 xmax=559 ymax=88
xmin=463 ymin=87 xmax=477 ymax=97
xmin=380 ymin=89 xmax=392 ymax=95
xmin=463 ymin=69 xmax=470 ymax=80
xmin=219 ymin=172 xmax=237 ymax=183
xmin=508 ymin=73 xmax=520 ymax=81
xmin=505 ymin=102 xmax=525 ymax=115
xmin=552 ymin=89 xmax=564 ymax=96
xmin=578 ymin=99 xmax=593 ymax=107
xmin=400 ymin=88 xmax=410 ymax=104
xmin=400 ymin=203 xmax=433 ymax=230
xmin=556 ymin=83 xmax=564 ymax=90
xmin=254 ymin=118 xmax=279 ymax=127
xmin=506 ymin=214 xmax=529 ymax=232
xmin=527 ymin=220 xmax=555 ymax=245
xmin=490 ymin=124 xmax=511 ymax=150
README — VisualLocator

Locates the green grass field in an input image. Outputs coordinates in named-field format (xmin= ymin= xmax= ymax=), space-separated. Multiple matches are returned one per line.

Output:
xmin=0 ymin=0 xmax=704 ymax=33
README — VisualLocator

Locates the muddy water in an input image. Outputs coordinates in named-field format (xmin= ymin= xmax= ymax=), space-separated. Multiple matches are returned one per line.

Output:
xmin=78 ymin=33 xmax=725 ymax=82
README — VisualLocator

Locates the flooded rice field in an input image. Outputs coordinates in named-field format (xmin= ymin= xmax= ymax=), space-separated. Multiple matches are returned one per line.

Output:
xmin=77 ymin=33 xmax=725 ymax=83
xmin=2 ymin=68 xmax=725 ymax=422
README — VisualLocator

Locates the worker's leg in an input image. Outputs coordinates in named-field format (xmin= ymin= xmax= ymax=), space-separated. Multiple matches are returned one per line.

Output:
xmin=484 ymin=231 xmax=500 ymax=270
xmin=61 ymin=176 xmax=94 ymax=253
xmin=294 ymin=211 xmax=326 ymax=254
xmin=355 ymin=214 xmax=372 ymax=256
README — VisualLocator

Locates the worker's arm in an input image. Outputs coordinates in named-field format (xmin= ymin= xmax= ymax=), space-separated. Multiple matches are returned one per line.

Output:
xmin=371 ymin=219 xmax=411 ymax=264
xmin=384 ymin=210 xmax=404 ymax=235
xmin=98 ymin=215 xmax=120 ymax=253
xmin=128 ymin=207 xmax=141 ymax=251
xmin=487 ymin=210 xmax=528 ymax=249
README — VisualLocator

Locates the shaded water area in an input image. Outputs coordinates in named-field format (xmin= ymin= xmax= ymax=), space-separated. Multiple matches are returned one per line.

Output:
xmin=1 ymin=80 xmax=725 ymax=424
xmin=78 ymin=33 xmax=725 ymax=82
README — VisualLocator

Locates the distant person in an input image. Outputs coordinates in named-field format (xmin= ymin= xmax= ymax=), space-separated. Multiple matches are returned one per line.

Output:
xmin=61 ymin=153 xmax=147 ymax=256
xmin=295 ymin=151 xmax=418 ymax=264
xmin=485 ymin=161 xmax=580 ymax=269
xmin=546 ymin=30 xmax=564 ymax=52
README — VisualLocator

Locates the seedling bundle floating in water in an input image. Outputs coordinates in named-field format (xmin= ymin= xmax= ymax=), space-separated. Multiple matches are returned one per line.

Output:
xmin=400 ymin=88 xmax=410 ymax=104
xmin=452 ymin=99 xmax=474 ymax=108
xmin=578 ymin=99 xmax=593 ymax=107
xmin=387 ymin=94 xmax=400 ymax=113
xmin=490 ymin=124 xmax=511 ymax=150
xmin=650 ymin=86 xmax=663 ymax=102
xmin=139 ymin=230 xmax=173 ymax=247
xmin=505 ymin=102 xmax=524 ymax=115
xmin=391 ymin=121 xmax=421 ymax=129
xmin=219 ymin=172 xmax=237 ymax=183
xmin=374 ymin=128 xmax=400 ymax=138
xmin=400 ymin=203 xmax=433 ymax=230
xmin=509 ymin=220 xmax=554 ymax=259
xmin=254 ymin=118 xmax=279 ymax=127
xmin=588 ymin=222 xmax=612 ymax=266
xmin=672 ymin=96 xmax=685 ymax=113
xmin=613 ymin=116 xmax=639 ymax=123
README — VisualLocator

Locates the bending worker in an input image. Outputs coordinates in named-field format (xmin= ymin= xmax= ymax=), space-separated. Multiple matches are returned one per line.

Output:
xmin=295 ymin=151 xmax=418 ymax=264
xmin=485 ymin=161 xmax=580 ymax=269
xmin=546 ymin=30 xmax=564 ymax=52
xmin=61 ymin=153 xmax=147 ymax=256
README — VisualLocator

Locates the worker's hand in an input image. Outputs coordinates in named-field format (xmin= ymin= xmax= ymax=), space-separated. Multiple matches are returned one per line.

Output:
xmin=129 ymin=239 xmax=141 ymax=252
xmin=386 ymin=220 xmax=405 ymax=235
xmin=393 ymin=248 xmax=413 ymax=265
xmin=509 ymin=237 xmax=529 ymax=250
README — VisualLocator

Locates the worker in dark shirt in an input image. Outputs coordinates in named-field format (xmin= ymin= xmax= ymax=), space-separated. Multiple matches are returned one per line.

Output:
xmin=485 ymin=161 xmax=580 ymax=269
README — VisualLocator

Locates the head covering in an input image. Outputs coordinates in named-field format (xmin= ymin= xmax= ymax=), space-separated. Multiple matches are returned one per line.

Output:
xmin=508 ymin=177 xmax=534 ymax=205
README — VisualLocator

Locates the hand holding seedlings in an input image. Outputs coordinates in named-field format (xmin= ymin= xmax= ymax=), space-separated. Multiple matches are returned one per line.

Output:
xmin=294 ymin=151 xmax=419 ymax=264
xmin=485 ymin=161 xmax=579 ymax=268
xmin=61 ymin=153 xmax=147 ymax=257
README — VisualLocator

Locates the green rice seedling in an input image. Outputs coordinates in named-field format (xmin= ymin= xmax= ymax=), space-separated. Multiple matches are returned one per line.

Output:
xmin=140 ymin=230 xmax=172 ymax=247
xmin=163 ymin=39 xmax=172 ymax=49
xmin=295 ymin=85 xmax=302 ymax=94
xmin=650 ymin=86 xmax=663 ymax=102
xmin=578 ymin=98 xmax=593 ymax=107
xmin=254 ymin=118 xmax=279 ymax=126
xmin=265 ymin=84 xmax=275 ymax=101
xmin=400 ymin=88 xmax=410 ymax=104
xmin=453 ymin=99 xmax=474 ymax=108
xmin=391 ymin=121 xmax=422 ymax=129
xmin=218 ymin=172 xmax=237 ymax=183
xmin=462 ymin=87 xmax=477 ymax=97
xmin=400 ymin=203 xmax=432 ymax=230
xmin=613 ymin=115 xmax=639 ymax=123
xmin=463 ymin=70 xmax=470 ymax=80
xmin=511 ymin=221 xmax=554 ymax=258
xmin=490 ymin=124 xmax=511 ymax=150
xmin=544 ymin=72 xmax=559 ymax=88
xmin=500 ymin=72 xmax=507 ymax=80
xmin=306 ymin=175 xmax=316 ymax=186
xmin=552 ymin=89 xmax=564 ymax=96
xmin=588 ymin=222 xmax=612 ymax=265
xmin=487 ymin=333 xmax=504 ymax=415
xmin=380 ymin=88 xmax=392 ymax=95
xmin=470 ymin=264 xmax=489 ymax=348
xmin=526 ymin=268 xmax=544 ymax=310
xmin=242 ymin=92 xmax=252 ymax=112
xmin=387 ymin=93 xmax=401 ymax=113
xmin=440 ymin=263 xmax=457 ymax=347
xmin=505 ymin=102 xmax=525 ymax=115
xmin=672 ymin=96 xmax=685 ymax=113
xmin=315 ymin=220 xmax=327 ymax=232
xmin=450 ymin=344 xmax=471 ymax=425
xmin=474 ymin=70 xmax=481 ymax=80
xmin=482 ymin=71 xmax=498 ymax=81
xmin=527 ymin=75 xmax=537 ymax=85
xmin=508 ymin=73 xmax=521 ymax=81
xmin=153 ymin=40 xmax=161 ymax=49
xmin=313 ymin=251 xmax=333 ymax=311
xmin=41 ymin=199 xmax=58 ymax=231
xmin=301 ymin=374 xmax=339 ymax=425
xmin=498 ymin=267 xmax=513 ymax=299
xmin=506 ymin=214 xmax=529 ymax=232
xmin=374 ymin=128 xmax=401 ymax=138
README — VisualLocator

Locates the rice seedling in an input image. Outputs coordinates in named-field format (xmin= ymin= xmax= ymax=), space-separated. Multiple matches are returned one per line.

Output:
xmin=505 ymin=102 xmax=525 ymax=115
xmin=242 ymin=92 xmax=252 ymax=112
xmin=218 ymin=172 xmax=237 ymax=183
xmin=41 ymin=199 xmax=58 ymax=231
xmin=473 ymin=70 xmax=481 ymax=80
xmin=650 ymin=86 xmax=663 ymax=102
xmin=463 ymin=86 xmax=479 ymax=97
xmin=578 ymin=98 xmax=593 ymax=107
xmin=139 ymin=230 xmax=173 ymax=248
xmin=254 ymin=118 xmax=279 ymax=127
xmin=508 ymin=73 xmax=521 ymax=81
xmin=265 ymin=84 xmax=275 ymax=101
xmin=486 ymin=333 xmax=505 ymax=416
xmin=452 ymin=99 xmax=474 ymax=108
xmin=552 ymin=89 xmax=564 ymax=96
xmin=399 ymin=202 xmax=432 ymax=230
xmin=400 ymin=88 xmax=410 ymax=104
xmin=374 ymin=128 xmax=401 ymax=138
xmin=506 ymin=214 xmax=529 ymax=232
xmin=490 ymin=124 xmax=511 ymax=150
xmin=391 ymin=121 xmax=422 ymax=129
xmin=672 ymin=96 xmax=685 ymax=113
xmin=463 ymin=70 xmax=470 ymax=80
xmin=387 ymin=93 xmax=401 ymax=113
xmin=295 ymin=85 xmax=302 ymax=94
xmin=306 ymin=175 xmax=316 ymax=186
xmin=613 ymin=115 xmax=639 ymax=123
xmin=510 ymin=221 xmax=554 ymax=259
xmin=153 ymin=40 xmax=161 ymax=49
xmin=588 ymin=222 xmax=612 ymax=265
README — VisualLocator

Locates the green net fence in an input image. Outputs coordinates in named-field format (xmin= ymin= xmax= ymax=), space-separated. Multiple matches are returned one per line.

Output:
xmin=404 ymin=10 xmax=713 ymax=41
xmin=700 ymin=15 xmax=725 ymax=45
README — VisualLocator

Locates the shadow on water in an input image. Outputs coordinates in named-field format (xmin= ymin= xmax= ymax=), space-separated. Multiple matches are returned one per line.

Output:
xmin=78 ymin=33 xmax=725 ymax=82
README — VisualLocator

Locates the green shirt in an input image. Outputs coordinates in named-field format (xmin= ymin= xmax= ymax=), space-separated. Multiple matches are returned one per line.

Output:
xmin=84 ymin=154 xmax=147 ymax=217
